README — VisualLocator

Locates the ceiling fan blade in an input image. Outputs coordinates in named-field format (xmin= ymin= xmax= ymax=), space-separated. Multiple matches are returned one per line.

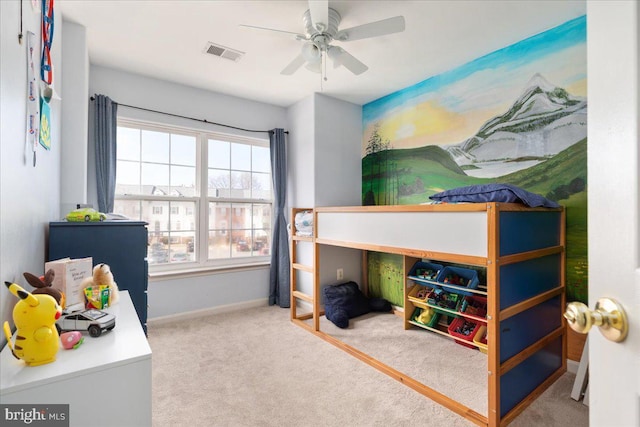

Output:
xmin=335 ymin=16 xmax=405 ymax=42
xmin=327 ymin=46 xmax=368 ymax=75
xmin=308 ymin=0 xmax=329 ymax=32
xmin=281 ymin=54 xmax=307 ymax=75
xmin=239 ymin=24 xmax=306 ymax=41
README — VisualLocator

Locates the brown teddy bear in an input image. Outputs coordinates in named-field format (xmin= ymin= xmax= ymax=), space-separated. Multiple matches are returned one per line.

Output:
xmin=80 ymin=263 xmax=119 ymax=307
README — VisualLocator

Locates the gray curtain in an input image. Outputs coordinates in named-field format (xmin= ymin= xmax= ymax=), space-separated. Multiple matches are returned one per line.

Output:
xmin=269 ymin=128 xmax=290 ymax=307
xmin=94 ymin=94 xmax=118 ymax=213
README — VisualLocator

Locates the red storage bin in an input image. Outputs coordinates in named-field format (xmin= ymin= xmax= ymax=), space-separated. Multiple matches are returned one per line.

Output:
xmin=448 ymin=317 xmax=481 ymax=349
xmin=458 ymin=295 xmax=487 ymax=320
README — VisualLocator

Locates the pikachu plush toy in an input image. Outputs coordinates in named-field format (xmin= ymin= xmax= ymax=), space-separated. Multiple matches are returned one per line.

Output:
xmin=3 ymin=281 xmax=62 ymax=366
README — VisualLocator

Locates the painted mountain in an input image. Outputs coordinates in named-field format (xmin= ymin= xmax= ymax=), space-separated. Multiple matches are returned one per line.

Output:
xmin=446 ymin=74 xmax=587 ymax=178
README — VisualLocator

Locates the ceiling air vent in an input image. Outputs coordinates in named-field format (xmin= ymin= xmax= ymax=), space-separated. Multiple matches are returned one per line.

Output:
xmin=204 ymin=42 xmax=244 ymax=62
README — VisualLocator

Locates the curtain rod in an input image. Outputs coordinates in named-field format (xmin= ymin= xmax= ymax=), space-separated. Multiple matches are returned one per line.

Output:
xmin=90 ymin=96 xmax=288 ymax=135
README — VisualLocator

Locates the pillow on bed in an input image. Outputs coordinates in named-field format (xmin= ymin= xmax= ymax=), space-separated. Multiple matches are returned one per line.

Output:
xmin=429 ymin=184 xmax=559 ymax=208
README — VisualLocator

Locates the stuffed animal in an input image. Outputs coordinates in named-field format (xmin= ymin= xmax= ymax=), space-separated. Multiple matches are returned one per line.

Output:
xmin=80 ymin=263 xmax=119 ymax=307
xmin=3 ymin=281 xmax=61 ymax=366
xmin=323 ymin=281 xmax=392 ymax=329
xmin=23 ymin=269 xmax=66 ymax=309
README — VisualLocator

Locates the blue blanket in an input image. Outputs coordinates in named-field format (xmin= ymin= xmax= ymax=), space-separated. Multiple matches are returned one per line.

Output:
xmin=429 ymin=183 xmax=559 ymax=208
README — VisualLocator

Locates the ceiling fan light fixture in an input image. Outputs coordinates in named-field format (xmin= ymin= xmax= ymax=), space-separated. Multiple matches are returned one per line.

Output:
xmin=301 ymin=41 xmax=321 ymax=63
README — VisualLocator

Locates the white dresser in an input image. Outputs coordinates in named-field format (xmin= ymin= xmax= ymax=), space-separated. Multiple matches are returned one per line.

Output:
xmin=1 ymin=291 xmax=152 ymax=427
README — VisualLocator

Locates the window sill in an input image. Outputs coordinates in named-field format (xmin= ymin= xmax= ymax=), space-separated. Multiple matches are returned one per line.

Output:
xmin=149 ymin=261 xmax=270 ymax=281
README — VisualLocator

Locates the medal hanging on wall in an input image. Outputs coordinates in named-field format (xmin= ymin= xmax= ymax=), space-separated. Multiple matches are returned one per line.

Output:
xmin=39 ymin=0 xmax=54 ymax=151
xmin=26 ymin=31 xmax=40 ymax=166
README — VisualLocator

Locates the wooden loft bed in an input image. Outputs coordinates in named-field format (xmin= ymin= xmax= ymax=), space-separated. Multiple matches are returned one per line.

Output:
xmin=290 ymin=203 xmax=566 ymax=427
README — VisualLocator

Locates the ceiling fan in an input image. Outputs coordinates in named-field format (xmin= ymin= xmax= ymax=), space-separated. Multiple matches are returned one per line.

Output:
xmin=240 ymin=0 xmax=405 ymax=77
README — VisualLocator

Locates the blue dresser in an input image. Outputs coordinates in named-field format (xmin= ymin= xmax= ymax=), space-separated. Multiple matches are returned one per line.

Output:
xmin=48 ymin=221 xmax=148 ymax=333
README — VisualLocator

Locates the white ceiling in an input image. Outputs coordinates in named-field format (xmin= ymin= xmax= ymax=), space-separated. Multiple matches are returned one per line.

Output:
xmin=58 ymin=0 xmax=586 ymax=108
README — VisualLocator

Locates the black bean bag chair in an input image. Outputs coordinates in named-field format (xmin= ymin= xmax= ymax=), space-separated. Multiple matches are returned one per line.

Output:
xmin=323 ymin=281 xmax=392 ymax=328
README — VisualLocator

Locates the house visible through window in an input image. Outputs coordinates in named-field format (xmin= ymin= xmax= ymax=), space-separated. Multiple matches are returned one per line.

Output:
xmin=114 ymin=120 xmax=272 ymax=269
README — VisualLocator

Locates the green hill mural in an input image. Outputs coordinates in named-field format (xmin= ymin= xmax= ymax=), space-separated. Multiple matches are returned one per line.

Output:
xmin=362 ymin=16 xmax=587 ymax=303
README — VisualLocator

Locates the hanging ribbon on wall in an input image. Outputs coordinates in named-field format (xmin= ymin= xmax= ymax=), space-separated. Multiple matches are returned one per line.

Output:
xmin=26 ymin=31 xmax=40 ymax=166
xmin=41 ymin=0 xmax=54 ymax=86
xmin=39 ymin=0 xmax=54 ymax=151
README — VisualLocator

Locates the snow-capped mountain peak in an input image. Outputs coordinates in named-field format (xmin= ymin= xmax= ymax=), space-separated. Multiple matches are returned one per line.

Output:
xmin=525 ymin=73 xmax=557 ymax=93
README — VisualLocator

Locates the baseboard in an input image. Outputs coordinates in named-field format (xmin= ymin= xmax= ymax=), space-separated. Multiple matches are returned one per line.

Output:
xmin=147 ymin=298 xmax=269 ymax=326
xmin=567 ymin=359 xmax=579 ymax=374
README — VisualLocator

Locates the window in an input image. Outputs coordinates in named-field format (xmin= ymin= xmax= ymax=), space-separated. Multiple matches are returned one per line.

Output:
xmin=114 ymin=120 xmax=272 ymax=270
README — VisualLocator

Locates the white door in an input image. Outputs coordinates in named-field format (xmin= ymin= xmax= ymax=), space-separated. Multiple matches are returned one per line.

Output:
xmin=587 ymin=2 xmax=639 ymax=426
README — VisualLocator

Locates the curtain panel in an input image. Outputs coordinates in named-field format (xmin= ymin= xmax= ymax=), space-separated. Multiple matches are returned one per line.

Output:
xmin=94 ymin=94 xmax=118 ymax=213
xmin=269 ymin=128 xmax=290 ymax=308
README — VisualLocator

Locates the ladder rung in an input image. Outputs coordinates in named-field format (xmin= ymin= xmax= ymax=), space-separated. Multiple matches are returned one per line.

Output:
xmin=292 ymin=263 xmax=314 ymax=273
xmin=292 ymin=290 xmax=313 ymax=303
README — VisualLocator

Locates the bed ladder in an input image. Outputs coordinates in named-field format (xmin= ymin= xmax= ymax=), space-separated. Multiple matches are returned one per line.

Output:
xmin=290 ymin=208 xmax=320 ymax=331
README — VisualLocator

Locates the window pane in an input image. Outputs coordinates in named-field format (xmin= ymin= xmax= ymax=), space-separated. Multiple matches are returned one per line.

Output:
xmin=232 ymin=230 xmax=252 ymax=258
xmin=117 ymin=127 xmax=140 ymax=161
xmin=142 ymin=201 xmax=169 ymax=231
xmin=252 ymin=204 xmax=271 ymax=230
xmin=253 ymin=229 xmax=270 ymax=256
xmin=171 ymin=134 xmax=196 ymax=166
xmin=142 ymin=163 xmax=169 ymax=194
xmin=231 ymin=171 xmax=251 ymax=198
xmin=170 ymin=165 xmax=196 ymax=196
xmin=169 ymin=231 xmax=195 ymax=263
xmin=208 ymin=230 xmax=230 ymax=259
xmin=208 ymin=202 xmax=230 ymax=260
xmin=148 ymin=236 xmax=169 ymax=265
xmin=208 ymin=139 xmax=229 ymax=169
xmin=230 ymin=203 xmax=251 ymax=258
xmin=231 ymin=143 xmax=251 ymax=171
xmin=208 ymin=169 xmax=230 ymax=198
xmin=142 ymin=130 xmax=170 ymax=163
xmin=252 ymin=146 xmax=270 ymax=173
xmin=252 ymin=172 xmax=271 ymax=200
xmin=116 ymin=160 xmax=140 ymax=194
xmin=114 ymin=199 xmax=140 ymax=220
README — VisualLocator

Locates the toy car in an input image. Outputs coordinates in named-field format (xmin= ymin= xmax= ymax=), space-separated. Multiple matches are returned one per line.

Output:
xmin=56 ymin=309 xmax=116 ymax=337
xmin=66 ymin=208 xmax=107 ymax=222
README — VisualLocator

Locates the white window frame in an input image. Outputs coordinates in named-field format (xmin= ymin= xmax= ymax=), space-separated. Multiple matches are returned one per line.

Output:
xmin=115 ymin=118 xmax=272 ymax=274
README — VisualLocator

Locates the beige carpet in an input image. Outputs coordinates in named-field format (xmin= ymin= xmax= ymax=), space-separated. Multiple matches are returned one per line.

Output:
xmin=147 ymin=306 xmax=588 ymax=427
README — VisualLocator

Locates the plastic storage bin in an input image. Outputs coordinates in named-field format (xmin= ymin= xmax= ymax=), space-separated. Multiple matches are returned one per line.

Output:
xmin=448 ymin=316 xmax=481 ymax=348
xmin=436 ymin=266 xmax=480 ymax=296
xmin=473 ymin=325 xmax=488 ymax=354
xmin=459 ymin=295 xmax=487 ymax=319
xmin=426 ymin=288 xmax=462 ymax=314
xmin=408 ymin=284 xmax=431 ymax=304
xmin=411 ymin=307 xmax=440 ymax=328
xmin=408 ymin=261 xmax=443 ymax=282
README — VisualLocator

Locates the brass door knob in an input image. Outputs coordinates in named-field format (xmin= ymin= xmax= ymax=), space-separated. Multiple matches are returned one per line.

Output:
xmin=564 ymin=298 xmax=628 ymax=343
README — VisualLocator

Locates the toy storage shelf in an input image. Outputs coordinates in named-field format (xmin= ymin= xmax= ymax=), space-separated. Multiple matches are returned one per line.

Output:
xmin=290 ymin=203 xmax=566 ymax=427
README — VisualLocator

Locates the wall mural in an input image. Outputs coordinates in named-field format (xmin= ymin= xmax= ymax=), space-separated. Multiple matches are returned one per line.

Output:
xmin=362 ymin=16 xmax=587 ymax=304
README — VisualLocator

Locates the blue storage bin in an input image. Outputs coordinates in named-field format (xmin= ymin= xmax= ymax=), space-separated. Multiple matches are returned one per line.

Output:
xmin=436 ymin=266 xmax=480 ymax=296
xmin=408 ymin=261 xmax=443 ymax=282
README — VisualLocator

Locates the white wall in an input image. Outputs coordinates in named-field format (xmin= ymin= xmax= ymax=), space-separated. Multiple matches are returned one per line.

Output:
xmin=313 ymin=94 xmax=362 ymax=291
xmin=87 ymin=65 xmax=288 ymax=318
xmin=287 ymin=93 xmax=363 ymax=303
xmin=1 ymin=2 xmax=62 ymax=329
xmin=60 ymin=21 xmax=89 ymax=215
xmin=287 ymin=95 xmax=315 ymax=209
